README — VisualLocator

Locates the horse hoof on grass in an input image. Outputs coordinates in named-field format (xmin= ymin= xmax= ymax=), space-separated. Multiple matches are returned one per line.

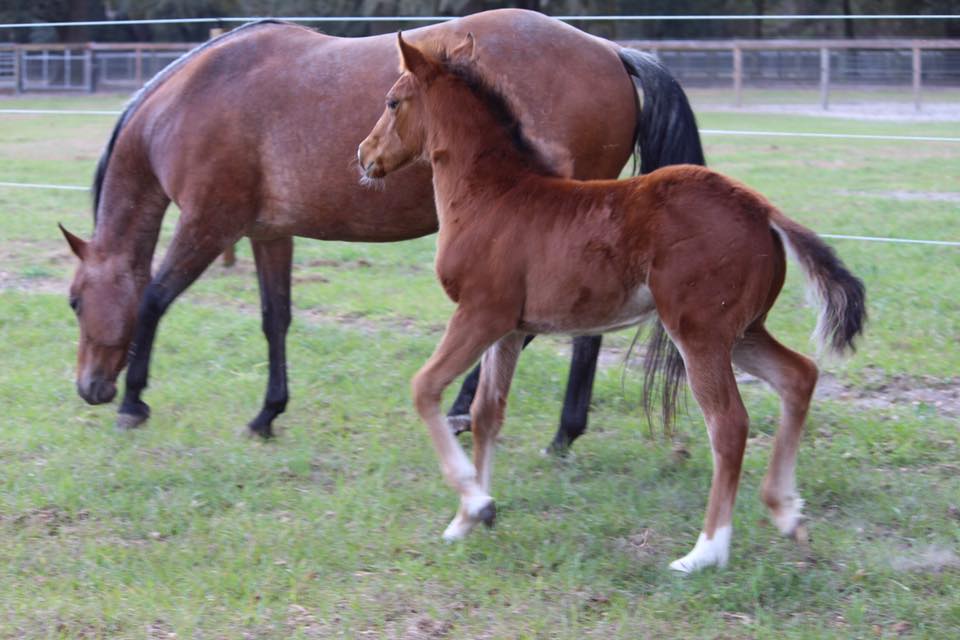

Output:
xmin=442 ymin=495 xmax=495 ymax=541
xmin=115 ymin=412 xmax=148 ymax=431
xmin=240 ymin=424 xmax=274 ymax=440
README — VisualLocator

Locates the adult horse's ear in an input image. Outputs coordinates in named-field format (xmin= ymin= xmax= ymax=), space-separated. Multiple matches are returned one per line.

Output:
xmin=59 ymin=223 xmax=88 ymax=261
xmin=397 ymin=32 xmax=433 ymax=78
xmin=450 ymin=32 xmax=477 ymax=63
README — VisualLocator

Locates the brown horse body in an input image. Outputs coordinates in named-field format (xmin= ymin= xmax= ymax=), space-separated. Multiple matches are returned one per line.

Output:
xmin=358 ymin=35 xmax=865 ymax=571
xmin=61 ymin=10 xmax=705 ymax=443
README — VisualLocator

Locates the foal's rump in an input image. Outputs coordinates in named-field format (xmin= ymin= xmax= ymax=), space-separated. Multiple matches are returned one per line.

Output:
xmin=644 ymin=165 xmax=865 ymax=354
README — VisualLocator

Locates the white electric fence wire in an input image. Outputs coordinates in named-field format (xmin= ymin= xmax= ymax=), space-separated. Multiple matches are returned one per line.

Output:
xmin=1 ymin=15 xmax=959 ymax=29
xmin=0 ymin=182 xmax=955 ymax=246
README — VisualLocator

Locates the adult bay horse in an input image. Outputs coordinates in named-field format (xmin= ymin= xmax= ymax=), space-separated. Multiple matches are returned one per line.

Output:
xmin=357 ymin=34 xmax=866 ymax=571
xmin=60 ymin=9 xmax=705 ymax=445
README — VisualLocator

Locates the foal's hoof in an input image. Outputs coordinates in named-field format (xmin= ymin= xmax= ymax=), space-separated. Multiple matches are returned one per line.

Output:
xmin=115 ymin=412 xmax=148 ymax=431
xmin=442 ymin=495 xmax=495 ymax=541
xmin=447 ymin=414 xmax=472 ymax=436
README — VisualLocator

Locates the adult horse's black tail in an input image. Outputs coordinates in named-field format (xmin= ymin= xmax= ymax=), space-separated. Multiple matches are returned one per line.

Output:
xmin=618 ymin=46 xmax=706 ymax=431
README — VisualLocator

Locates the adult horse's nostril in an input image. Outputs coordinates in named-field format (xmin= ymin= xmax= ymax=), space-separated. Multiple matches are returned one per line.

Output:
xmin=78 ymin=377 xmax=117 ymax=405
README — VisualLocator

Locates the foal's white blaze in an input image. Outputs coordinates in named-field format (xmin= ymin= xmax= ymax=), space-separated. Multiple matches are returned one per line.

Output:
xmin=669 ymin=525 xmax=732 ymax=573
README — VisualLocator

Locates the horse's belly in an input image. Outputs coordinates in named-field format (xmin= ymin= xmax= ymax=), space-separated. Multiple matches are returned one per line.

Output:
xmin=520 ymin=285 xmax=656 ymax=336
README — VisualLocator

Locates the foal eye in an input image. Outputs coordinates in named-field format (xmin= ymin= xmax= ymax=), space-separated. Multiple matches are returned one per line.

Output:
xmin=69 ymin=296 xmax=80 ymax=313
xmin=387 ymin=99 xmax=399 ymax=110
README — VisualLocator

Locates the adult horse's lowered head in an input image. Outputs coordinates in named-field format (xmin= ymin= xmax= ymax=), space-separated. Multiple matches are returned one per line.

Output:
xmin=359 ymin=34 xmax=866 ymax=571
xmin=59 ymin=10 xmax=705 ymax=444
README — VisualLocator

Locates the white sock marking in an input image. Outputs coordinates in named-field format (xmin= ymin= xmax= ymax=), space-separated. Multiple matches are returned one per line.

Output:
xmin=669 ymin=525 xmax=732 ymax=573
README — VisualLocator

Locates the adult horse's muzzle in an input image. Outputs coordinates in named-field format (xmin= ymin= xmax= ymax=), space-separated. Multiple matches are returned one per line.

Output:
xmin=77 ymin=376 xmax=117 ymax=405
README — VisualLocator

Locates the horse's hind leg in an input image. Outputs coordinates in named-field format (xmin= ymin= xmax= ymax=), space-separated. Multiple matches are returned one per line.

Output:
xmin=668 ymin=341 xmax=749 ymax=573
xmin=733 ymin=326 xmax=818 ymax=537
xmin=547 ymin=334 xmax=602 ymax=454
xmin=117 ymin=213 xmax=240 ymax=430
xmin=245 ymin=236 xmax=293 ymax=439
xmin=446 ymin=334 xmax=533 ymax=435
xmin=470 ymin=333 xmax=525 ymax=494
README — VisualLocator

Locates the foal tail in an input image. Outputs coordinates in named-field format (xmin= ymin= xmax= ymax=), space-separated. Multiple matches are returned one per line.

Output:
xmin=769 ymin=212 xmax=867 ymax=355
xmin=618 ymin=47 xmax=704 ymax=431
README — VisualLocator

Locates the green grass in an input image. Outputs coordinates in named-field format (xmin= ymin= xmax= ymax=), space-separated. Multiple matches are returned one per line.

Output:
xmin=1 ymin=94 xmax=958 ymax=638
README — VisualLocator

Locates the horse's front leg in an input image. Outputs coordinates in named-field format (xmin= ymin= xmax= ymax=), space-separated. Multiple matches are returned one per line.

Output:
xmin=245 ymin=236 xmax=293 ymax=439
xmin=412 ymin=307 xmax=514 ymax=541
xmin=116 ymin=216 xmax=237 ymax=430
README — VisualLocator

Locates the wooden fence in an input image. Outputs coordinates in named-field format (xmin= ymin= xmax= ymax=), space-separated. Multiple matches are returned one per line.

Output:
xmin=2 ymin=38 xmax=959 ymax=111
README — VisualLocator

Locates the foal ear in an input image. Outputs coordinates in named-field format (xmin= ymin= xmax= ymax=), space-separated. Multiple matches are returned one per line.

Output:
xmin=397 ymin=32 xmax=434 ymax=78
xmin=59 ymin=223 xmax=88 ymax=261
xmin=449 ymin=32 xmax=477 ymax=62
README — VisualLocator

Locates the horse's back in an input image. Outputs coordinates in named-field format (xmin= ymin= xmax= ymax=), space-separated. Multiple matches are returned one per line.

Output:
xmin=121 ymin=12 xmax=637 ymax=241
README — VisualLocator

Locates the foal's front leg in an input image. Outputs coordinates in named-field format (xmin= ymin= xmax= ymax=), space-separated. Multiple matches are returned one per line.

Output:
xmin=411 ymin=308 xmax=514 ymax=541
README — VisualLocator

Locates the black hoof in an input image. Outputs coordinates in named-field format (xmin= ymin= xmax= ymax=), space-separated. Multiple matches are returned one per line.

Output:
xmin=478 ymin=501 xmax=497 ymax=528
xmin=448 ymin=414 xmax=472 ymax=435
xmin=116 ymin=411 xmax=148 ymax=431
xmin=116 ymin=400 xmax=149 ymax=431
xmin=242 ymin=423 xmax=274 ymax=440
xmin=544 ymin=437 xmax=573 ymax=457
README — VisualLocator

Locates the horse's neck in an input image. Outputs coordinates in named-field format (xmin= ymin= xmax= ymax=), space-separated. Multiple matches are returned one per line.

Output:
xmin=426 ymin=94 xmax=537 ymax=225
xmin=92 ymin=186 xmax=167 ymax=282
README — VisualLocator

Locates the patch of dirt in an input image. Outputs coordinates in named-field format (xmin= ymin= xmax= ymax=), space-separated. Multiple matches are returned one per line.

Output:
xmin=4 ymin=505 xmax=90 ymax=536
xmin=890 ymin=546 xmax=960 ymax=573
xmin=613 ymin=527 xmax=657 ymax=561
xmin=836 ymin=189 xmax=960 ymax=203
xmin=812 ymin=371 xmax=960 ymax=419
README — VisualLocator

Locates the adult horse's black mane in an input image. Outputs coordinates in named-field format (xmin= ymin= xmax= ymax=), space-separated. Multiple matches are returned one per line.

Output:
xmin=91 ymin=19 xmax=293 ymax=223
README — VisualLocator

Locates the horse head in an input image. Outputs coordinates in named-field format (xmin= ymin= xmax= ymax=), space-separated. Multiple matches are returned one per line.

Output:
xmin=60 ymin=224 xmax=139 ymax=404
xmin=357 ymin=32 xmax=476 ymax=180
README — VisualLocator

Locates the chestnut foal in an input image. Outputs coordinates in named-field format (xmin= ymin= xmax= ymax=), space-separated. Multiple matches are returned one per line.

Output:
xmin=358 ymin=35 xmax=866 ymax=572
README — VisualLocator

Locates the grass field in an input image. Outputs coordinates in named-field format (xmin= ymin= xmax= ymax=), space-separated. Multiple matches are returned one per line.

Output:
xmin=1 ymin=93 xmax=958 ymax=639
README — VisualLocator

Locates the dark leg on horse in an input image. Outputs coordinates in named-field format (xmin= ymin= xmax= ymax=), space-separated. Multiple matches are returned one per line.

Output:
xmin=447 ymin=334 xmax=534 ymax=435
xmin=116 ymin=235 xmax=228 ymax=430
xmin=245 ymin=237 xmax=294 ymax=439
xmin=546 ymin=334 xmax=602 ymax=455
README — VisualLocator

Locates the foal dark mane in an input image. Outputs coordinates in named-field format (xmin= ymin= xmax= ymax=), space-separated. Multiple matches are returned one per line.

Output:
xmin=439 ymin=57 xmax=560 ymax=177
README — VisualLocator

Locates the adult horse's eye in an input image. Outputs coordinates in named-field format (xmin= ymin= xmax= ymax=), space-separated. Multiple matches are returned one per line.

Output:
xmin=69 ymin=295 xmax=80 ymax=314
xmin=387 ymin=98 xmax=399 ymax=110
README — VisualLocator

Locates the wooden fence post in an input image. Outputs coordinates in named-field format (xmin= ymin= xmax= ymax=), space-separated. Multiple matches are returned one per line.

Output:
xmin=912 ymin=46 xmax=922 ymax=112
xmin=819 ymin=47 xmax=830 ymax=110
xmin=733 ymin=44 xmax=743 ymax=107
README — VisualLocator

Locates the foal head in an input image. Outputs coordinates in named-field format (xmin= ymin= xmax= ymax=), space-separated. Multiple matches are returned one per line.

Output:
xmin=357 ymin=32 xmax=476 ymax=179
xmin=60 ymin=225 xmax=139 ymax=404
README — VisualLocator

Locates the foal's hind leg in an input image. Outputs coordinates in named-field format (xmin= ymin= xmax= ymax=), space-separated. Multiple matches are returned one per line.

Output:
xmin=668 ymin=342 xmax=749 ymax=572
xmin=471 ymin=334 xmax=525 ymax=491
xmin=245 ymin=237 xmax=293 ymax=439
xmin=117 ymin=215 xmax=240 ymax=430
xmin=733 ymin=327 xmax=818 ymax=537
xmin=446 ymin=334 xmax=533 ymax=436
xmin=411 ymin=308 xmax=515 ymax=541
